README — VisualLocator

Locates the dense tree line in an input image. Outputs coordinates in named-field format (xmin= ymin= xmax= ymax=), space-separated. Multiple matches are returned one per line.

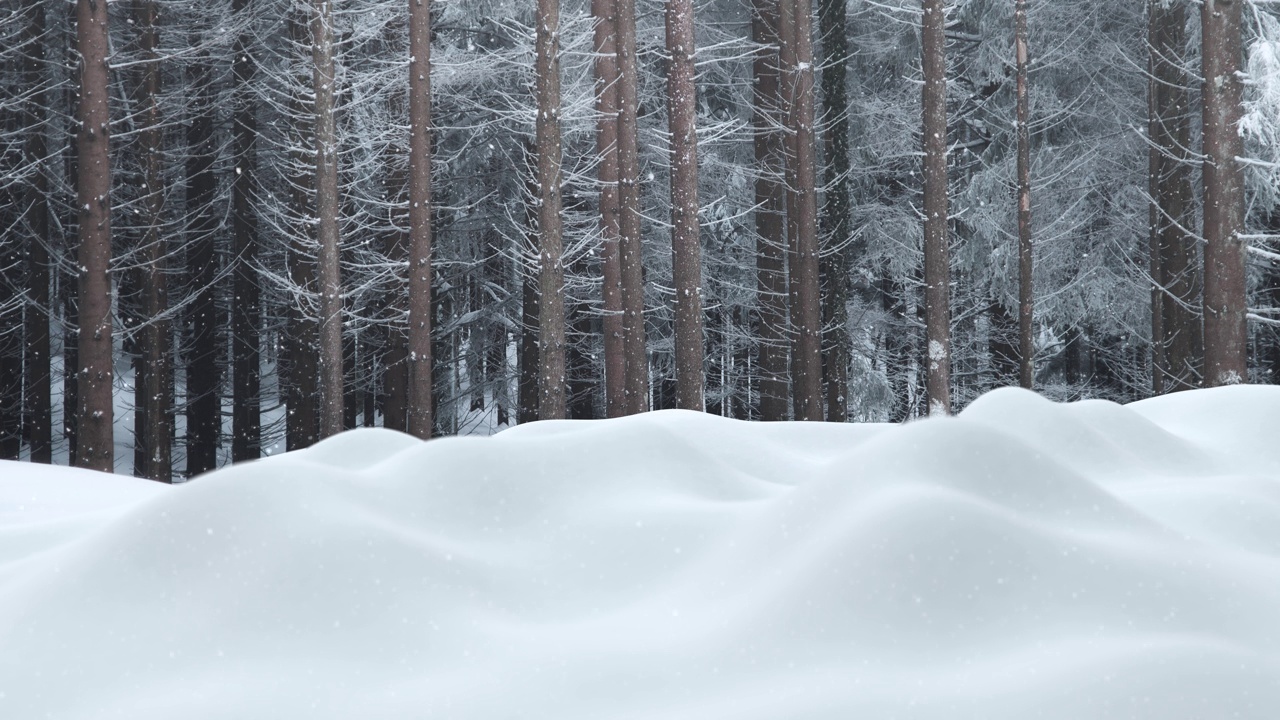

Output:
xmin=0 ymin=0 xmax=1278 ymax=478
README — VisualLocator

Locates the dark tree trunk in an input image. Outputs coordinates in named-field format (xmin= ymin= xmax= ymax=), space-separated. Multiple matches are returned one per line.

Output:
xmin=1201 ymin=0 xmax=1247 ymax=386
xmin=594 ymin=0 xmax=626 ymax=418
xmin=136 ymin=0 xmax=171 ymax=481
xmin=818 ymin=0 xmax=850 ymax=421
xmin=1 ymin=35 xmax=22 ymax=460
xmin=535 ymin=0 xmax=568 ymax=420
xmin=921 ymin=0 xmax=952 ymax=415
xmin=989 ymin=300 xmax=1018 ymax=386
xmin=1149 ymin=0 xmax=1202 ymax=393
xmin=285 ymin=12 xmax=319 ymax=451
xmin=383 ymin=143 xmax=409 ymax=433
xmin=1015 ymin=0 xmax=1033 ymax=390
xmin=615 ymin=0 xmax=649 ymax=414
xmin=232 ymin=0 xmax=261 ymax=461
xmin=518 ymin=247 xmax=541 ymax=425
xmin=185 ymin=43 xmax=220 ymax=477
xmin=23 ymin=1 xmax=52 ymax=464
xmin=313 ymin=0 xmax=344 ymax=437
xmin=407 ymin=0 xmax=435 ymax=438
xmin=753 ymin=0 xmax=790 ymax=421
xmin=75 ymin=0 xmax=115 ymax=471
xmin=665 ymin=0 xmax=705 ymax=411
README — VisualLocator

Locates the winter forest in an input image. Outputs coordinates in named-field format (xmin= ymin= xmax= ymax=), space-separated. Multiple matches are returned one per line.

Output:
xmin=2 ymin=0 xmax=1280 ymax=481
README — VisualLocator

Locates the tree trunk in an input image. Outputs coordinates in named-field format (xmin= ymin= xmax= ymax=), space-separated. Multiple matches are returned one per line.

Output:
xmin=615 ymin=0 xmax=649 ymax=414
xmin=779 ymin=0 xmax=823 ymax=421
xmin=75 ymin=0 xmax=115 ymax=472
xmin=1201 ymin=0 xmax=1247 ymax=386
xmin=406 ymin=0 xmax=435 ymax=439
xmin=23 ymin=2 xmax=52 ymax=464
xmin=185 ymin=41 xmax=220 ymax=477
xmin=312 ymin=0 xmax=344 ymax=437
xmin=230 ymin=0 xmax=261 ymax=460
xmin=753 ymin=0 xmax=790 ymax=421
xmin=665 ymin=0 xmax=705 ymax=411
xmin=136 ymin=0 xmax=171 ymax=481
xmin=818 ymin=0 xmax=850 ymax=421
xmin=535 ymin=0 xmax=567 ymax=420
xmin=594 ymin=0 xmax=627 ymax=418
xmin=1149 ymin=0 xmax=1202 ymax=393
xmin=1015 ymin=0 xmax=1033 ymax=390
xmin=286 ymin=10 xmax=320 ymax=451
xmin=921 ymin=0 xmax=951 ymax=415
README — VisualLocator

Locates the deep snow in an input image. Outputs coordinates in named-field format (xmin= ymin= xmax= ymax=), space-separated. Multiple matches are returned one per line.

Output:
xmin=2 ymin=386 xmax=1279 ymax=718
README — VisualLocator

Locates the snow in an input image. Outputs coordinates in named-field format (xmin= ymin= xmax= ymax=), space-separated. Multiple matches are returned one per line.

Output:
xmin=3 ymin=386 xmax=1280 ymax=718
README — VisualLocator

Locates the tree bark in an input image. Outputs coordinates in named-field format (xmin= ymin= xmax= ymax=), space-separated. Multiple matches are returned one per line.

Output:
xmin=136 ymin=0 xmax=171 ymax=481
xmin=780 ymin=0 xmax=823 ymax=421
xmin=615 ymin=0 xmax=649 ymax=414
xmin=818 ymin=0 xmax=850 ymax=421
xmin=75 ymin=0 xmax=115 ymax=472
xmin=1148 ymin=0 xmax=1202 ymax=393
xmin=285 ymin=12 xmax=319 ymax=451
xmin=665 ymin=0 xmax=705 ymax=411
xmin=921 ymin=0 xmax=951 ymax=415
xmin=407 ymin=0 xmax=435 ymax=438
xmin=535 ymin=0 xmax=568 ymax=420
xmin=1201 ymin=0 xmax=1247 ymax=386
xmin=231 ymin=0 xmax=261 ymax=460
xmin=753 ymin=0 xmax=790 ymax=421
xmin=312 ymin=0 xmax=344 ymax=437
xmin=594 ymin=0 xmax=626 ymax=418
xmin=23 ymin=2 xmax=52 ymax=464
xmin=1015 ymin=0 xmax=1033 ymax=390
xmin=185 ymin=39 xmax=220 ymax=477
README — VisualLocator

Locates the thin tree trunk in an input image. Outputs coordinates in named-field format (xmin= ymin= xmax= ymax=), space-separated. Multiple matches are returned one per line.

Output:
xmin=535 ymin=0 xmax=568 ymax=420
xmin=23 ymin=2 xmax=52 ymax=463
xmin=1201 ymin=0 xmax=1247 ymax=386
xmin=407 ymin=0 xmax=435 ymax=438
xmin=136 ymin=0 xmax=171 ymax=481
xmin=753 ymin=0 xmax=790 ymax=421
xmin=518 ymin=246 xmax=541 ymax=424
xmin=1015 ymin=0 xmax=1033 ymax=390
xmin=185 ymin=41 xmax=220 ymax=477
xmin=383 ymin=141 xmax=409 ymax=432
xmin=594 ymin=0 xmax=626 ymax=418
xmin=75 ymin=0 xmax=115 ymax=471
xmin=818 ymin=0 xmax=850 ymax=421
xmin=615 ymin=0 xmax=649 ymax=414
xmin=921 ymin=0 xmax=951 ymax=415
xmin=1149 ymin=0 xmax=1201 ymax=393
xmin=664 ymin=0 xmax=705 ymax=411
xmin=312 ymin=0 xmax=344 ymax=437
xmin=231 ymin=0 xmax=261 ymax=460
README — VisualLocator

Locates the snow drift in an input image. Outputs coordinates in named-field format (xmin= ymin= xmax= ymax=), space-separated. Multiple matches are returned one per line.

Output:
xmin=2 ymin=386 xmax=1280 ymax=719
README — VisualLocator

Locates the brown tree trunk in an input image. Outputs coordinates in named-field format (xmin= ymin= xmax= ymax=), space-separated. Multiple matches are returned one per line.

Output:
xmin=921 ymin=0 xmax=951 ymax=415
xmin=22 ymin=2 xmax=52 ymax=464
xmin=594 ymin=0 xmax=627 ymax=418
xmin=232 ymin=0 xmax=261 ymax=460
xmin=75 ymin=0 xmax=115 ymax=472
xmin=407 ymin=0 xmax=435 ymax=438
xmin=615 ymin=0 xmax=649 ymax=414
xmin=1201 ymin=0 xmax=1247 ymax=386
xmin=535 ymin=0 xmax=568 ymax=420
xmin=136 ymin=0 xmax=171 ymax=481
xmin=312 ymin=0 xmax=344 ymax=437
xmin=780 ymin=0 xmax=823 ymax=421
xmin=664 ymin=0 xmax=705 ymax=411
xmin=1015 ymin=0 xmax=1033 ymax=390
xmin=1149 ymin=0 xmax=1202 ymax=393
xmin=753 ymin=0 xmax=790 ymax=421
xmin=383 ymin=140 xmax=410 ymax=433
xmin=286 ymin=12 xmax=319 ymax=451
xmin=818 ymin=0 xmax=850 ymax=422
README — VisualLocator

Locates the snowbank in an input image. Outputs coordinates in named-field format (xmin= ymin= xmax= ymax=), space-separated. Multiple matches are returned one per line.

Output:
xmin=2 ymin=387 xmax=1279 ymax=719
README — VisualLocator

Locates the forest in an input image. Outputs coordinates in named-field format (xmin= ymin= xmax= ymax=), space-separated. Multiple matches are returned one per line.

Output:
xmin=1 ymin=0 xmax=1279 ymax=480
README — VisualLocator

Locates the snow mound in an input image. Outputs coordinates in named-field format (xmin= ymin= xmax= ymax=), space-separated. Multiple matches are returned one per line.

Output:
xmin=3 ymin=387 xmax=1280 ymax=719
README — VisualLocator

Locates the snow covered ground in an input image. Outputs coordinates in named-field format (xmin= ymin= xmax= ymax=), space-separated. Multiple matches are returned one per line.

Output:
xmin=2 ymin=386 xmax=1279 ymax=718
